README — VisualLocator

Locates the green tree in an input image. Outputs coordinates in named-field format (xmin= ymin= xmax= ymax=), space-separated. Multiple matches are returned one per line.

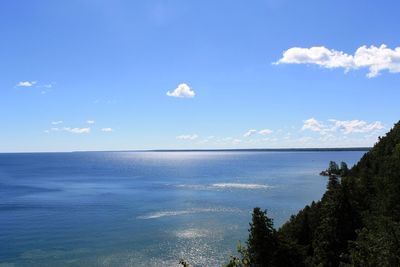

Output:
xmin=224 ymin=242 xmax=250 ymax=267
xmin=348 ymin=217 xmax=400 ymax=267
xmin=340 ymin=161 xmax=349 ymax=176
xmin=312 ymin=176 xmax=358 ymax=266
xmin=247 ymin=207 xmax=277 ymax=266
xmin=328 ymin=161 xmax=340 ymax=175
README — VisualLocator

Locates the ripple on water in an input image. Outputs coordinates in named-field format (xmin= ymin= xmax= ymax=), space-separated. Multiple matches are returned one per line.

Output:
xmin=174 ymin=182 xmax=274 ymax=191
xmin=137 ymin=207 xmax=241 ymax=220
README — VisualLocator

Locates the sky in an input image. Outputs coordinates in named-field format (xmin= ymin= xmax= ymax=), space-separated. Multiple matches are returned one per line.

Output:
xmin=1 ymin=0 xmax=399 ymax=152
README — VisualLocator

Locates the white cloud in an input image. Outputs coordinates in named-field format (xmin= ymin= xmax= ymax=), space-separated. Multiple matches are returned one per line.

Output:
xmin=101 ymin=127 xmax=113 ymax=132
xmin=244 ymin=129 xmax=273 ymax=137
xmin=167 ymin=83 xmax=195 ymax=98
xmin=45 ymin=126 xmax=91 ymax=134
xmin=87 ymin=120 xmax=95 ymax=124
xmin=330 ymin=119 xmax=384 ymax=134
xmin=244 ymin=129 xmax=258 ymax=137
xmin=259 ymin=129 xmax=273 ymax=135
xmin=302 ymin=118 xmax=384 ymax=135
xmin=63 ymin=127 xmax=91 ymax=134
xmin=51 ymin=121 xmax=63 ymax=125
xmin=17 ymin=81 xmax=37 ymax=87
xmin=176 ymin=134 xmax=198 ymax=140
xmin=276 ymin=44 xmax=400 ymax=77
xmin=302 ymin=118 xmax=323 ymax=132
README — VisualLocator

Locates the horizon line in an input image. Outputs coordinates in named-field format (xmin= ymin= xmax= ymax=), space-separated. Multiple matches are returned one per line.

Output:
xmin=0 ymin=147 xmax=371 ymax=154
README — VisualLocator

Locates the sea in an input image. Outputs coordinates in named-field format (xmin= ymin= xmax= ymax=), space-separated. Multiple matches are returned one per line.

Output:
xmin=0 ymin=150 xmax=365 ymax=267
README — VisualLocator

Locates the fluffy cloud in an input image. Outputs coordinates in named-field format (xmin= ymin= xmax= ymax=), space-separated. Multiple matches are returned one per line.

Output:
xmin=176 ymin=134 xmax=198 ymax=140
xmin=46 ymin=126 xmax=92 ymax=134
xmin=259 ymin=129 xmax=273 ymax=135
xmin=167 ymin=83 xmax=195 ymax=98
xmin=51 ymin=121 xmax=63 ymax=125
xmin=244 ymin=129 xmax=273 ymax=137
xmin=244 ymin=129 xmax=258 ymax=137
xmin=63 ymin=127 xmax=91 ymax=134
xmin=302 ymin=118 xmax=384 ymax=134
xmin=276 ymin=44 xmax=400 ymax=77
xmin=302 ymin=118 xmax=323 ymax=132
xmin=87 ymin=120 xmax=95 ymax=124
xmin=17 ymin=81 xmax=37 ymax=87
xmin=330 ymin=119 xmax=384 ymax=134
xmin=101 ymin=127 xmax=113 ymax=132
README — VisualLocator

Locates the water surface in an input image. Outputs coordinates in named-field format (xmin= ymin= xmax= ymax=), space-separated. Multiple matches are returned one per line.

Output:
xmin=0 ymin=151 xmax=364 ymax=266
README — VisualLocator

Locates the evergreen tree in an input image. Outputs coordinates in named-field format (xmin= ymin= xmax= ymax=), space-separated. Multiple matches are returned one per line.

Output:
xmin=328 ymin=161 xmax=340 ymax=175
xmin=348 ymin=217 xmax=400 ymax=267
xmin=312 ymin=176 xmax=358 ymax=266
xmin=247 ymin=207 xmax=277 ymax=266
xmin=340 ymin=161 xmax=349 ymax=176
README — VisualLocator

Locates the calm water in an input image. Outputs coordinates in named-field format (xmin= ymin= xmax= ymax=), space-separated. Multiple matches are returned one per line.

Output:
xmin=0 ymin=151 xmax=364 ymax=267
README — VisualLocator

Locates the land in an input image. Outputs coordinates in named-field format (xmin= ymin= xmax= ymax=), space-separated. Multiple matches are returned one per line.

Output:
xmin=220 ymin=122 xmax=400 ymax=267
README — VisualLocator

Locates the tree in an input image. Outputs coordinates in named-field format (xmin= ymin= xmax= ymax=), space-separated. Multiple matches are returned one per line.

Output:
xmin=328 ymin=161 xmax=340 ymax=175
xmin=312 ymin=175 xmax=359 ymax=267
xmin=340 ymin=162 xmax=349 ymax=176
xmin=247 ymin=208 xmax=277 ymax=266
xmin=348 ymin=217 xmax=400 ymax=267
xmin=224 ymin=242 xmax=250 ymax=267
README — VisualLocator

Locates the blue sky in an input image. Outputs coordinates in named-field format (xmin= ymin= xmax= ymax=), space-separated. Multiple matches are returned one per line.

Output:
xmin=1 ymin=0 xmax=399 ymax=152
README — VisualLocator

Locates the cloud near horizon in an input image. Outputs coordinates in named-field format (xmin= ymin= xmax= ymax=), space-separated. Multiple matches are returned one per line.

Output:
xmin=176 ymin=134 xmax=198 ymax=140
xmin=167 ymin=83 xmax=195 ymax=98
xmin=276 ymin=44 xmax=400 ymax=77
xmin=302 ymin=118 xmax=323 ymax=132
xmin=259 ymin=129 xmax=273 ymax=135
xmin=243 ymin=129 xmax=257 ymax=137
xmin=330 ymin=119 xmax=384 ymax=134
xmin=302 ymin=118 xmax=384 ymax=134
xmin=244 ymin=129 xmax=273 ymax=137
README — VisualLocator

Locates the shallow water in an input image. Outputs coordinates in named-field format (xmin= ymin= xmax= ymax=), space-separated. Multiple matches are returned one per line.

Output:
xmin=0 ymin=151 xmax=364 ymax=266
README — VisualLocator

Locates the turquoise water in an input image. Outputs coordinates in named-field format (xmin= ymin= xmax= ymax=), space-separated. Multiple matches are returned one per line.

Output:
xmin=0 ymin=151 xmax=364 ymax=266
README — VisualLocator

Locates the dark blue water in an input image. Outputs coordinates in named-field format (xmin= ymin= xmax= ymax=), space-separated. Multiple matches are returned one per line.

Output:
xmin=0 ymin=151 xmax=364 ymax=266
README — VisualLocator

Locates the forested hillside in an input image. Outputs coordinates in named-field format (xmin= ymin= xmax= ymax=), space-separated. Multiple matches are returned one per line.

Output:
xmin=224 ymin=121 xmax=400 ymax=267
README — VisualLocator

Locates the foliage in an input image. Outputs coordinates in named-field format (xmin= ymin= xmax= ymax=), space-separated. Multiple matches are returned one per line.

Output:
xmin=321 ymin=161 xmax=350 ymax=176
xmin=247 ymin=208 xmax=277 ymax=266
xmin=179 ymin=259 xmax=190 ymax=267
xmin=225 ymin=121 xmax=400 ymax=267
xmin=224 ymin=242 xmax=250 ymax=267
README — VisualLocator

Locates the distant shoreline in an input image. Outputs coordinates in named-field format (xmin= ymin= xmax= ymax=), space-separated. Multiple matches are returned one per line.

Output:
xmin=0 ymin=147 xmax=371 ymax=154
xmin=145 ymin=147 xmax=371 ymax=152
